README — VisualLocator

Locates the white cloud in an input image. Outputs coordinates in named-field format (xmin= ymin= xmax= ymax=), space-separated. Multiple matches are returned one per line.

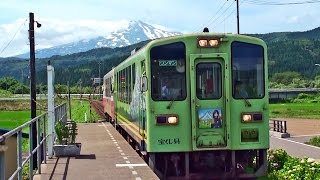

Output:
xmin=287 ymin=16 xmax=299 ymax=24
xmin=1 ymin=1 xmax=320 ymax=57
xmin=0 ymin=18 xmax=130 ymax=57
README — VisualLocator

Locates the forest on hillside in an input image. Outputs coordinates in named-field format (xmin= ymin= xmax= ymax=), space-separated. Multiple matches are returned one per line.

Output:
xmin=1 ymin=27 xmax=320 ymax=87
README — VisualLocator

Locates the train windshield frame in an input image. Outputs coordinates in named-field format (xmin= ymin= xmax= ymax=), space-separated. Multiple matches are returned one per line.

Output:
xmin=231 ymin=41 xmax=265 ymax=99
xmin=150 ymin=42 xmax=187 ymax=101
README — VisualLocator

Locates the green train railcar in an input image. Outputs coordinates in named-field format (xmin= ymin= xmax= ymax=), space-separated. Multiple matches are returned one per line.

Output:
xmin=103 ymin=32 xmax=269 ymax=179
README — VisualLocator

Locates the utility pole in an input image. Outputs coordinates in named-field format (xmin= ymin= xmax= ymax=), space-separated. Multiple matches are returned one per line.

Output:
xmin=98 ymin=61 xmax=101 ymax=99
xmin=29 ymin=12 xmax=37 ymax=169
xmin=236 ymin=0 xmax=240 ymax=34
xmin=68 ymin=81 xmax=72 ymax=120
xmin=21 ymin=69 xmax=24 ymax=95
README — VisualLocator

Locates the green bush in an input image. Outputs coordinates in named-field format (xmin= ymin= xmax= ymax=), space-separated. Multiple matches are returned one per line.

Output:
xmin=0 ymin=89 xmax=12 ymax=97
xmin=306 ymin=136 xmax=320 ymax=147
xmin=268 ymin=149 xmax=320 ymax=179
xmin=296 ymin=93 xmax=313 ymax=99
xmin=268 ymin=149 xmax=289 ymax=172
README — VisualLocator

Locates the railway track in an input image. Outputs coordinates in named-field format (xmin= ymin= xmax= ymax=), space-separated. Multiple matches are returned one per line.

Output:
xmin=90 ymin=100 xmax=106 ymax=120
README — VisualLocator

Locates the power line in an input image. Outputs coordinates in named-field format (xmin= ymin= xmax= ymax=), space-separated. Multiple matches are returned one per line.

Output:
xmin=0 ymin=18 xmax=28 ymax=56
xmin=207 ymin=1 xmax=236 ymax=30
xmin=212 ymin=0 xmax=245 ymax=32
xmin=197 ymin=0 xmax=228 ymax=31
xmin=245 ymin=0 xmax=320 ymax=5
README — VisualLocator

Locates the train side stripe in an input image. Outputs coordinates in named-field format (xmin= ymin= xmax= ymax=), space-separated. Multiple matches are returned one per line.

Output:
xmin=116 ymin=113 xmax=140 ymax=131
xmin=115 ymin=113 xmax=147 ymax=140
xmin=117 ymin=116 xmax=147 ymax=141
xmin=116 ymin=113 xmax=148 ymax=136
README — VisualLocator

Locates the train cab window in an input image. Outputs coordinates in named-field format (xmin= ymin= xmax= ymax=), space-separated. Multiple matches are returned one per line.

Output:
xmin=150 ymin=42 xmax=186 ymax=101
xmin=196 ymin=63 xmax=222 ymax=99
xmin=231 ymin=41 xmax=265 ymax=99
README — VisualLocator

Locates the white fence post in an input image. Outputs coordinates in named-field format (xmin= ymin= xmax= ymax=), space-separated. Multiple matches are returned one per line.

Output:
xmin=47 ymin=63 xmax=55 ymax=158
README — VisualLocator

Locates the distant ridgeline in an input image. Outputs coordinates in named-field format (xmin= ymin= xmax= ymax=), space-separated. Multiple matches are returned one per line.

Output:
xmin=0 ymin=27 xmax=320 ymax=86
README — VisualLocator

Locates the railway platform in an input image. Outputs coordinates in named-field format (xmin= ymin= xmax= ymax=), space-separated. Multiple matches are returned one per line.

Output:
xmin=33 ymin=122 xmax=159 ymax=180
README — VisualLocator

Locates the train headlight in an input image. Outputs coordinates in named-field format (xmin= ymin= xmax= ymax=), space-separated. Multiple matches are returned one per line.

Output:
xmin=198 ymin=39 xmax=208 ymax=47
xmin=168 ymin=116 xmax=178 ymax=124
xmin=209 ymin=39 xmax=219 ymax=47
xmin=197 ymin=37 xmax=220 ymax=48
xmin=156 ymin=115 xmax=179 ymax=125
xmin=242 ymin=114 xmax=252 ymax=122
xmin=241 ymin=113 xmax=263 ymax=123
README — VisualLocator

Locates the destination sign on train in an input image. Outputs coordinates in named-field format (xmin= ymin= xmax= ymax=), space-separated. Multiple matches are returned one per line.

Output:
xmin=158 ymin=60 xmax=177 ymax=66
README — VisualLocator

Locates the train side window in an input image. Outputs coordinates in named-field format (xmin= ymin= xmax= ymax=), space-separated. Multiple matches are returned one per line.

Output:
xmin=128 ymin=65 xmax=132 ymax=102
xmin=140 ymin=76 xmax=148 ymax=92
xmin=110 ymin=80 xmax=113 ymax=94
xmin=132 ymin=63 xmax=135 ymax=91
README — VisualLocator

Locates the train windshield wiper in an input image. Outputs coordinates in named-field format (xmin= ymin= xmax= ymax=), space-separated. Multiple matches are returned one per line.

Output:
xmin=166 ymin=96 xmax=177 ymax=109
xmin=239 ymin=94 xmax=251 ymax=107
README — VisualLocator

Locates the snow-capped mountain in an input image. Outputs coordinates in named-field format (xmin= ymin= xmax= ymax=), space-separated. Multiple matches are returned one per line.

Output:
xmin=200 ymin=111 xmax=213 ymax=121
xmin=16 ymin=20 xmax=181 ymax=58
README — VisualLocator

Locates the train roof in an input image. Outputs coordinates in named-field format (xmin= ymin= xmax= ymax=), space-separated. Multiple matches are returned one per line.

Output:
xmin=114 ymin=32 xmax=266 ymax=69
xmin=103 ymin=68 xmax=114 ymax=79
xmin=146 ymin=32 xmax=265 ymax=46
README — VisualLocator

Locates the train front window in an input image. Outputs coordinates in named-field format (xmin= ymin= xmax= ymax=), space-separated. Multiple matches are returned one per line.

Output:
xmin=196 ymin=63 xmax=222 ymax=99
xmin=150 ymin=42 xmax=186 ymax=101
xmin=231 ymin=41 xmax=265 ymax=99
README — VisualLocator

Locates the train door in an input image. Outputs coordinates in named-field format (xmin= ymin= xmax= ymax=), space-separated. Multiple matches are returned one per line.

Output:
xmin=190 ymin=54 xmax=227 ymax=150
xmin=139 ymin=60 xmax=147 ymax=149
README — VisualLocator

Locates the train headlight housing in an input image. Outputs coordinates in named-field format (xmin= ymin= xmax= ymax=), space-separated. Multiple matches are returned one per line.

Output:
xmin=241 ymin=113 xmax=263 ymax=123
xmin=197 ymin=37 xmax=220 ymax=48
xmin=168 ymin=116 xmax=178 ymax=124
xmin=209 ymin=39 xmax=219 ymax=47
xmin=198 ymin=39 xmax=208 ymax=47
xmin=156 ymin=115 xmax=179 ymax=125
xmin=242 ymin=114 xmax=252 ymax=122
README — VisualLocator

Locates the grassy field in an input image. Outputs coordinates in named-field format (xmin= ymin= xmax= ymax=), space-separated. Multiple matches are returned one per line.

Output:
xmin=0 ymin=99 xmax=101 ymax=129
xmin=1 ymin=99 xmax=319 ymax=131
xmin=0 ymin=111 xmax=31 ymax=130
xmin=70 ymin=99 xmax=100 ymax=123
xmin=270 ymin=102 xmax=320 ymax=119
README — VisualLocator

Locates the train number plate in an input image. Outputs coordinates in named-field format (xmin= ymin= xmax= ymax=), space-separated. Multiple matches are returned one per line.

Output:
xmin=158 ymin=138 xmax=180 ymax=145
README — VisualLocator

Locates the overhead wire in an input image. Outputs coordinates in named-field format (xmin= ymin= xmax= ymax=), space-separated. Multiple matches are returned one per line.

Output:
xmin=196 ymin=0 xmax=320 ymax=32
xmin=206 ymin=0 xmax=236 ymax=30
xmin=0 ymin=18 xmax=28 ymax=56
xmin=196 ymin=0 xmax=229 ymax=32
xmin=212 ymin=0 xmax=245 ymax=32
xmin=244 ymin=0 xmax=320 ymax=5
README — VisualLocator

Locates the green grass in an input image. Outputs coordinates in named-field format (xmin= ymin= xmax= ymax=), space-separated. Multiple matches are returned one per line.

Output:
xmin=270 ymin=102 xmax=320 ymax=119
xmin=306 ymin=136 xmax=320 ymax=147
xmin=70 ymin=99 xmax=100 ymax=123
xmin=199 ymin=120 xmax=212 ymax=128
xmin=0 ymin=111 xmax=30 ymax=130
xmin=0 ymin=111 xmax=31 ymax=153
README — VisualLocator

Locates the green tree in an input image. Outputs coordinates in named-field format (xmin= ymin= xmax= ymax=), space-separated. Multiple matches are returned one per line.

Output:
xmin=271 ymin=71 xmax=302 ymax=85
xmin=55 ymin=84 xmax=68 ymax=95
xmin=8 ymin=84 xmax=29 ymax=94
xmin=0 ymin=77 xmax=28 ymax=94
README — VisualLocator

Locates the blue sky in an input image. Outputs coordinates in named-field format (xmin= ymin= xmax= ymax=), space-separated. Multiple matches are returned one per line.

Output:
xmin=0 ymin=0 xmax=320 ymax=57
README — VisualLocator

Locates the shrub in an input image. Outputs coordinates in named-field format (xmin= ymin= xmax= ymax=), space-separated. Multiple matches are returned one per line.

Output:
xmin=306 ymin=136 xmax=320 ymax=147
xmin=296 ymin=93 xmax=313 ymax=100
xmin=268 ymin=149 xmax=289 ymax=172
xmin=268 ymin=149 xmax=320 ymax=179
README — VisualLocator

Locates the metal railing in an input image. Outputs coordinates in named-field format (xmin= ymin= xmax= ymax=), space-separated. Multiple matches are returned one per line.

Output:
xmin=0 ymin=103 xmax=67 ymax=180
xmin=269 ymin=119 xmax=287 ymax=133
